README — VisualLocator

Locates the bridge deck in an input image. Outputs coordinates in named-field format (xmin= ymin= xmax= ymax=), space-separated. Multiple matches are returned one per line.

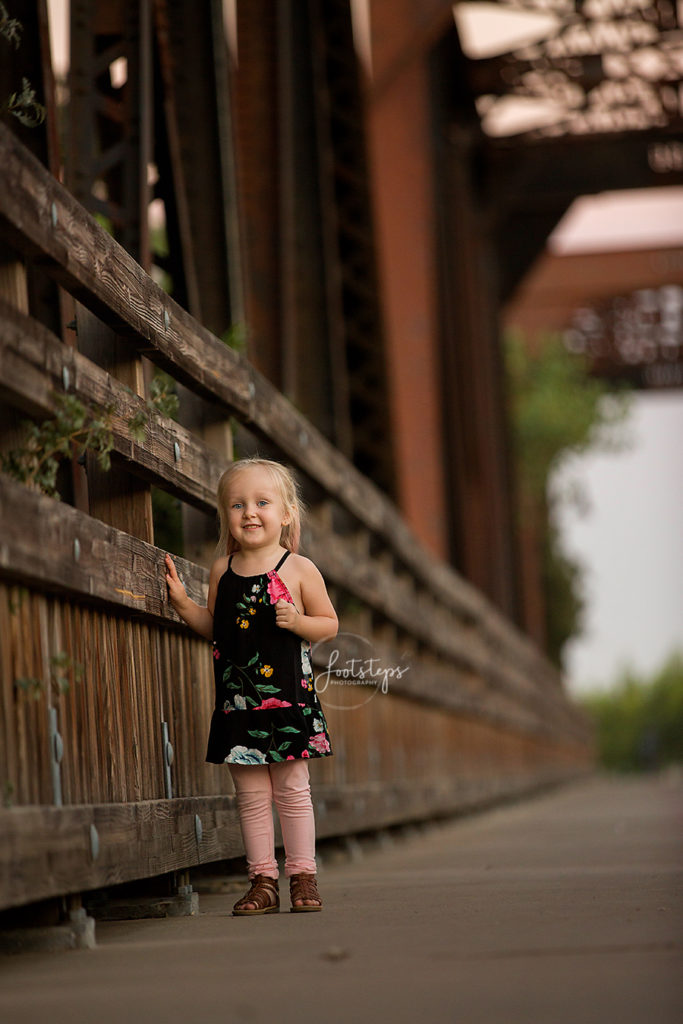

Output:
xmin=1 ymin=774 xmax=681 ymax=1022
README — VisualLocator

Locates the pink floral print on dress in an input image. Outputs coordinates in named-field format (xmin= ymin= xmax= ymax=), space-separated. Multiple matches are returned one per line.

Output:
xmin=266 ymin=570 xmax=292 ymax=605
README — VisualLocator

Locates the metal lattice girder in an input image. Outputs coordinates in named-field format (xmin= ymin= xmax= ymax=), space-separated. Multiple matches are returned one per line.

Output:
xmin=307 ymin=0 xmax=395 ymax=492
xmin=152 ymin=0 xmax=239 ymax=334
xmin=0 ymin=0 xmax=63 ymax=337
xmin=483 ymin=128 xmax=683 ymax=302
xmin=69 ymin=0 xmax=152 ymax=266
xmin=232 ymin=0 xmax=282 ymax=387
xmin=234 ymin=0 xmax=394 ymax=494
xmin=565 ymin=283 xmax=683 ymax=387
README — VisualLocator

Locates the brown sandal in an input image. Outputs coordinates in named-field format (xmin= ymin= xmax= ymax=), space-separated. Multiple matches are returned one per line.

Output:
xmin=232 ymin=874 xmax=280 ymax=916
xmin=289 ymin=872 xmax=322 ymax=913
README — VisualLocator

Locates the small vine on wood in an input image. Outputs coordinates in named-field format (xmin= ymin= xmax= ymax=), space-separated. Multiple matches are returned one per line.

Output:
xmin=127 ymin=373 xmax=179 ymax=443
xmin=1 ymin=374 xmax=180 ymax=499
xmin=15 ymin=651 xmax=84 ymax=701
xmin=0 ymin=4 xmax=46 ymax=127
xmin=1 ymin=393 xmax=115 ymax=498
xmin=0 ymin=2 xmax=22 ymax=48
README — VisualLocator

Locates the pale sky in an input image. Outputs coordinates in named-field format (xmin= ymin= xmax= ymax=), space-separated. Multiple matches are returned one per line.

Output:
xmin=547 ymin=189 xmax=683 ymax=696
xmin=554 ymin=392 xmax=683 ymax=694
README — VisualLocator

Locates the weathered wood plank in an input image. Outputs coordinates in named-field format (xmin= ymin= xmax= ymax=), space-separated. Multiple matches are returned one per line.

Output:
xmin=0 ymin=449 xmax=535 ymax=731
xmin=0 ymin=477 xmax=587 ymax=737
xmin=0 ymin=766 xmax=589 ymax=910
xmin=0 ymin=122 xmax=486 ymax=627
xmin=0 ymin=469 xmax=458 ymax=659
xmin=0 ymin=126 xmax=254 ymax=413
xmin=0 ymin=299 xmax=223 ymax=513
xmin=0 ymin=473 xmax=207 ymax=621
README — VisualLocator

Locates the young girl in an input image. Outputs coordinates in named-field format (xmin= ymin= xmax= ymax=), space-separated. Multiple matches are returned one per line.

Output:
xmin=164 ymin=457 xmax=337 ymax=915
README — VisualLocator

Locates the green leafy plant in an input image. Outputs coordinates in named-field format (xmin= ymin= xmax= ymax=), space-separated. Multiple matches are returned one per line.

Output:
xmin=505 ymin=330 xmax=631 ymax=665
xmin=7 ymin=586 xmax=29 ymax=615
xmin=506 ymin=330 xmax=630 ymax=504
xmin=15 ymin=651 xmax=84 ymax=701
xmin=580 ymin=652 xmax=683 ymax=772
xmin=13 ymin=676 xmax=43 ymax=700
xmin=2 ymin=375 xmax=180 ymax=498
xmin=221 ymin=322 xmax=247 ymax=354
xmin=127 ymin=372 xmax=179 ymax=443
xmin=49 ymin=651 xmax=84 ymax=694
xmin=0 ymin=2 xmax=21 ymax=48
xmin=93 ymin=211 xmax=114 ymax=235
xmin=5 ymin=76 xmax=45 ymax=127
xmin=0 ymin=5 xmax=46 ymax=126
xmin=0 ymin=393 xmax=114 ymax=498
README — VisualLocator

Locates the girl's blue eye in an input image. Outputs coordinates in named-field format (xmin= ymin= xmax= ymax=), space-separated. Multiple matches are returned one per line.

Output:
xmin=232 ymin=502 xmax=242 ymax=509
xmin=257 ymin=500 xmax=268 ymax=507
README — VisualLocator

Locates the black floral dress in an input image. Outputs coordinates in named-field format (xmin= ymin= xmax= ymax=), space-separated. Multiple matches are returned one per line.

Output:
xmin=206 ymin=551 xmax=334 ymax=766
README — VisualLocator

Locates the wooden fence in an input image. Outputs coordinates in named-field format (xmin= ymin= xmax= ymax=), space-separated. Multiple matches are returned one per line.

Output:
xmin=0 ymin=123 xmax=592 ymax=913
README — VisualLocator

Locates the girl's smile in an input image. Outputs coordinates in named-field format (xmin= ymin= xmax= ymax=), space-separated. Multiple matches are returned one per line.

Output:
xmin=226 ymin=468 xmax=289 ymax=550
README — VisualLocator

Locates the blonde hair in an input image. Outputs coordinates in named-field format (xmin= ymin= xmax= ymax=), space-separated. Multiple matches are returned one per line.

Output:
xmin=216 ymin=457 xmax=304 ymax=556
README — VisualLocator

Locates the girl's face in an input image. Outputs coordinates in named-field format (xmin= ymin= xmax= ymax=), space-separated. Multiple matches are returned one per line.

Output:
xmin=225 ymin=466 xmax=289 ymax=550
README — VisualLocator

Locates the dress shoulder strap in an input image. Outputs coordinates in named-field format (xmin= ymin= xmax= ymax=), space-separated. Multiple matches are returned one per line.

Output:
xmin=228 ymin=555 xmax=233 ymax=571
xmin=274 ymin=550 xmax=290 ymax=572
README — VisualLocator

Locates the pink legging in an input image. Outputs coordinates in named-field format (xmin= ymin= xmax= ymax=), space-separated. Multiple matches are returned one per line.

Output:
xmin=229 ymin=759 xmax=316 ymax=880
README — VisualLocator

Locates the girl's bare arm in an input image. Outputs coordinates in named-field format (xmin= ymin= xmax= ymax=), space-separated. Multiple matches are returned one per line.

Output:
xmin=275 ymin=558 xmax=338 ymax=642
xmin=165 ymin=554 xmax=224 ymax=641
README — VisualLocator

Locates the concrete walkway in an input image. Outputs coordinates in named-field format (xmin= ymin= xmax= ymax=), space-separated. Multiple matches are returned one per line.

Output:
xmin=1 ymin=773 xmax=681 ymax=1024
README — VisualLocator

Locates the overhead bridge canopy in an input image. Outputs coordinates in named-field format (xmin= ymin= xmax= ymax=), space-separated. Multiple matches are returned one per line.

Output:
xmin=441 ymin=0 xmax=683 ymax=307
xmin=454 ymin=0 xmax=683 ymax=141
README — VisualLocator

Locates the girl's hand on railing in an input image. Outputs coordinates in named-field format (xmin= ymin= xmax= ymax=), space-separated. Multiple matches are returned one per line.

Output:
xmin=165 ymin=553 xmax=188 ymax=611
xmin=164 ymin=554 xmax=215 ymax=640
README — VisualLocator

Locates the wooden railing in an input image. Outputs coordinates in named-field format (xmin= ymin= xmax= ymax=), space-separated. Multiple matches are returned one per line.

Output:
xmin=0 ymin=123 xmax=592 ymax=912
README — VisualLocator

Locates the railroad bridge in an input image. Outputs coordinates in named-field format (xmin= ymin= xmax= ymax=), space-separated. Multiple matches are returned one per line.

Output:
xmin=0 ymin=0 xmax=681 ymax=941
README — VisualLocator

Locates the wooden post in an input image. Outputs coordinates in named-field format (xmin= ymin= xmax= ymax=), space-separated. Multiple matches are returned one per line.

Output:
xmin=0 ymin=250 xmax=30 ymax=461
xmin=178 ymin=390 xmax=232 ymax=567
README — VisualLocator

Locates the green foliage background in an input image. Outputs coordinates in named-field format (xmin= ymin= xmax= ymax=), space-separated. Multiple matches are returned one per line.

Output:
xmin=506 ymin=334 xmax=683 ymax=771
xmin=579 ymin=653 xmax=683 ymax=771
xmin=505 ymin=330 xmax=631 ymax=666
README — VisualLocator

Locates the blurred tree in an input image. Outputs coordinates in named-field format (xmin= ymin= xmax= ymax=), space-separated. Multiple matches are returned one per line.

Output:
xmin=505 ymin=330 xmax=631 ymax=666
xmin=580 ymin=652 xmax=683 ymax=771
